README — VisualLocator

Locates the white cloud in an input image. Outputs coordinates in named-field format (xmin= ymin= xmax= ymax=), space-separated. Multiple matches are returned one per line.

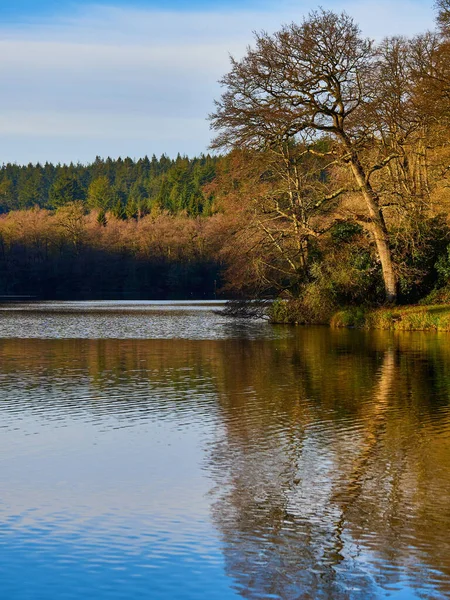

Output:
xmin=0 ymin=110 xmax=204 ymax=139
xmin=0 ymin=1 xmax=435 ymax=164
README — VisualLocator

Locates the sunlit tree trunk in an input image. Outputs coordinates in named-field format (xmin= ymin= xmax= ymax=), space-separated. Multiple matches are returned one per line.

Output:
xmin=347 ymin=154 xmax=397 ymax=303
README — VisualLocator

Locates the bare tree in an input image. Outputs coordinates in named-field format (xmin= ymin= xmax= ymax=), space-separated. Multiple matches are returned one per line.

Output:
xmin=210 ymin=10 xmax=399 ymax=302
xmin=206 ymin=144 xmax=345 ymax=297
xmin=56 ymin=201 xmax=87 ymax=253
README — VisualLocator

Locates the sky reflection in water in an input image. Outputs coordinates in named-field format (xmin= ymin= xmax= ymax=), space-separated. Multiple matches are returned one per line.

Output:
xmin=0 ymin=302 xmax=449 ymax=599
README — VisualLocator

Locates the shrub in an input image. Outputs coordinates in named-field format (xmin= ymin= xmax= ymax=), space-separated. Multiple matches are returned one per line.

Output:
xmin=330 ymin=220 xmax=363 ymax=243
xmin=421 ymin=284 xmax=450 ymax=305
xmin=268 ymin=298 xmax=329 ymax=324
xmin=391 ymin=215 xmax=450 ymax=303
xmin=330 ymin=307 xmax=367 ymax=328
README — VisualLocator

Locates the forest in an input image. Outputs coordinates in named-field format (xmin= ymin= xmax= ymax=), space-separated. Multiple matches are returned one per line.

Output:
xmin=1 ymin=1 xmax=450 ymax=316
xmin=0 ymin=154 xmax=218 ymax=218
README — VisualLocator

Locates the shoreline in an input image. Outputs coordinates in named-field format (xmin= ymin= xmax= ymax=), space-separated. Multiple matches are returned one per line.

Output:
xmin=331 ymin=305 xmax=450 ymax=331
xmin=268 ymin=300 xmax=450 ymax=331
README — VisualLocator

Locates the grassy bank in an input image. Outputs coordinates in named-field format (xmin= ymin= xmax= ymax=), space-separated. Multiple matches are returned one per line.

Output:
xmin=330 ymin=305 xmax=450 ymax=331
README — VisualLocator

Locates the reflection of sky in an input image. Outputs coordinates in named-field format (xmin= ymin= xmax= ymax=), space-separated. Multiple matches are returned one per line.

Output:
xmin=0 ymin=406 xmax=239 ymax=599
xmin=0 ymin=0 xmax=435 ymax=164
xmin=2 ymin=531 xmax=235 ymax=600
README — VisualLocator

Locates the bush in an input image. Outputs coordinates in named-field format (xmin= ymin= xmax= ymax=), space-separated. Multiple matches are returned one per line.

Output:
xmin=268 ymin=299 xmax=303 ymax=324
xmin=330 ymin=307 xmax=368 ymax=328
xmin=268 ymin=229 xmax=382 ymax=325
xmin=436 ymin=244 xmax=450 ymax=282
xmin=330 ymin=221 xmax=363 ymax=243
xmin=391 ymin=215 xmax=450 ymax=303
xmin=268 ymin=298 xmax=328 ymax=324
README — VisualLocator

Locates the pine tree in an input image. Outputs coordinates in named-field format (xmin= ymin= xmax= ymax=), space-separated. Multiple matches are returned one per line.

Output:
xmin=87 ymin=176 xmax=114 ymax=211
xmin=97 ymin=209 xmax=107 ymax=227
xmin=49 ymin=172 xmax=85 ymax=208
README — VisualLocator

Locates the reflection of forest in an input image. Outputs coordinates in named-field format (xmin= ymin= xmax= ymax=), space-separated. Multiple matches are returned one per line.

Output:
xmin=1 ymin=330 xmax=450 ymax=598
xmin=206 ymin=330 xmax=450 ymax=599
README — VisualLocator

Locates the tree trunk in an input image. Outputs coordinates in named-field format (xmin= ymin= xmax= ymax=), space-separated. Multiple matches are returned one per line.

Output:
xmin=349 ymin=157 xmax=397 ymax=303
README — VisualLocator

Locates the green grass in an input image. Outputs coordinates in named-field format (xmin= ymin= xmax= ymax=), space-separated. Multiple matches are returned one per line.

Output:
xmin=331 ymin=305 xmax=450 ymax=331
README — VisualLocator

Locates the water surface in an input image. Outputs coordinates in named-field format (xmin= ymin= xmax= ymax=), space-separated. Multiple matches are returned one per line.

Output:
xmin=0 ymin=301 xmax=449 ymax=599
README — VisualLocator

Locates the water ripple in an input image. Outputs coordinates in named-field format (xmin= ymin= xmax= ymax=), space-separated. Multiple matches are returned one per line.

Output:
xmin=0 ymin=305 xmax=449 ymax=598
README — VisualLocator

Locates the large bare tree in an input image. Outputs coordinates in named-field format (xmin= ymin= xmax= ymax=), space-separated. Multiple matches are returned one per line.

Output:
xmin=210 ymin=10 xmax=398 ymax=302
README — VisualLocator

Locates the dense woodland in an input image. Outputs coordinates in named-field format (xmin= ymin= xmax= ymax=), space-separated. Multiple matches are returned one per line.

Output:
xmin=0 ymin=154 xmax=218 ymax=217
xmin=0 ymin=155 xmax=224 ymax=299
xmin=1 ymin=1 xmax=450 ymax=311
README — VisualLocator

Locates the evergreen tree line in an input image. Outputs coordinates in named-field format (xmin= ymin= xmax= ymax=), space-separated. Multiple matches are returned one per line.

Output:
xmin=0 ymin=154 xmax=218 ymax=218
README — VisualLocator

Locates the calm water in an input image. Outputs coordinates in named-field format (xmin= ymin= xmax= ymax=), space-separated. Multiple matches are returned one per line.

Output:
xmin=0 ymin=301 xmax=450 ymax=599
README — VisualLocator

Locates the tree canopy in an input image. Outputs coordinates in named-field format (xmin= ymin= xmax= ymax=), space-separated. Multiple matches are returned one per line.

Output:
xmin=0 ymin=154 xmax=218 ymax=218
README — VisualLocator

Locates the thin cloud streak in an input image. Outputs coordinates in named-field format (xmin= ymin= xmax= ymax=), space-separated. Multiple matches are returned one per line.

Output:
xmin=0 ymin=111 xmax=203 ymax=139
xmin=0 ymin=1 xmax=435 ymax=164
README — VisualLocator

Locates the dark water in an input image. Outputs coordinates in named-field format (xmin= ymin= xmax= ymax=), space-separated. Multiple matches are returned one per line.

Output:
xmin=0 ymin=302 xmax=450 ymax=599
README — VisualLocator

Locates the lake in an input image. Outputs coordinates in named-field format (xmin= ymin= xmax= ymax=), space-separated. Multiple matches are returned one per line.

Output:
xmin=0 ymin=301 xmax=449 ymax=599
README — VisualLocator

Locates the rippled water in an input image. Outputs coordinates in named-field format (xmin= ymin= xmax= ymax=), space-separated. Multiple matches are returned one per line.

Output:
xmin=0 ymin=300 xmax=276 ymax=340
xmin=1 ymin=301 xmax=450 ymax=599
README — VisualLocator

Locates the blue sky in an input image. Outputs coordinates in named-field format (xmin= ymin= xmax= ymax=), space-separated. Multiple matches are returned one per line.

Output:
xmin=0 ymin=0 xmax=436 ymax=165
xmin=0 ymin=0 xmax=267 ymax=19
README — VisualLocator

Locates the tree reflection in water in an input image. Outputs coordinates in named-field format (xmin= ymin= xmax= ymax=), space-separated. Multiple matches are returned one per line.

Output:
xmin=206 ymin=332 xmax=450 ymax=599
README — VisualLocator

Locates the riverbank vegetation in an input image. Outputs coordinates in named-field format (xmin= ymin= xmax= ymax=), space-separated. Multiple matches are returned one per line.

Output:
xmin=1 ymin=2 xmax=450 ymax=309
xmin=331 ymin=304 xmax=450 ymax=331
